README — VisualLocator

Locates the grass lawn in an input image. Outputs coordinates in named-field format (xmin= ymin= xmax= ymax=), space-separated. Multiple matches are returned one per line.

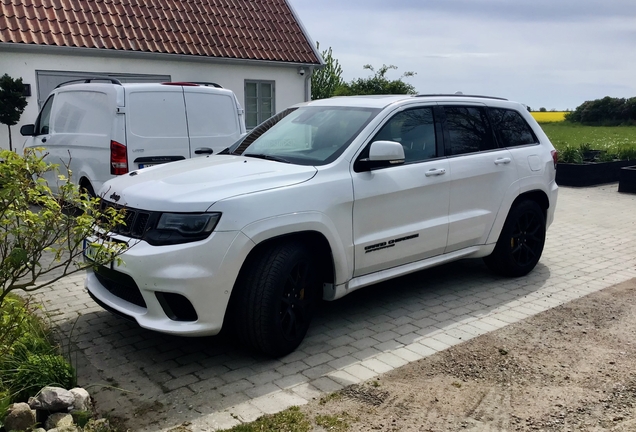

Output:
xmin=539 ymin=122 xmax=636 ymax=156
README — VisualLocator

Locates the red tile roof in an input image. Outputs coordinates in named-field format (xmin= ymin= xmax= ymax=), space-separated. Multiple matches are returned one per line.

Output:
xmin=0 ymin=0 xmax=321 ymax=64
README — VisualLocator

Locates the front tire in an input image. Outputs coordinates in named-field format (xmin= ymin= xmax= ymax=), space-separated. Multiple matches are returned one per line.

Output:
xmin=233 ymin=241 xmax=320 ymax=357
xmin=484 ymin=200 xmax=546 ymax=277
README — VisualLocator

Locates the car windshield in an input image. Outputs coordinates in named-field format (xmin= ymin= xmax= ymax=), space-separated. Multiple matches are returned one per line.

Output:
xmin=238 ymin=106 xmax=380 ymax=166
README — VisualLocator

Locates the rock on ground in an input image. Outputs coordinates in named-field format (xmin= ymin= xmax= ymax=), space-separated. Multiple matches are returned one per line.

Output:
xmin=70 ymin=387 xmax=91 ymax=411
xmin=29 ymin=386 xmax=75 ymax=411
xmin=4 ymin=402 xmax=36 ymax=431
xmin=45 ymin=412 xmax=75 ymax=430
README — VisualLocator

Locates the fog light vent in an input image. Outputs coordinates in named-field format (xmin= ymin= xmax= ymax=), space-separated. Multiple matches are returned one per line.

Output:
xmin=155 ymin=292 xmax=198 ymax=322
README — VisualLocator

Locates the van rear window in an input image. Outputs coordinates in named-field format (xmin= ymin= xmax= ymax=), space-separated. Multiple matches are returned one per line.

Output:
xmin=184 ymin=93 xmax=238 ymax=137
xmin=128 ymin=91 xmax=188 ymax=138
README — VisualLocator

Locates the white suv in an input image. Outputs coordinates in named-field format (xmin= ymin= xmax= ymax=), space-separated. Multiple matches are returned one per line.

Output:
xmin=85 ymin=94 xmax=558 ymax=356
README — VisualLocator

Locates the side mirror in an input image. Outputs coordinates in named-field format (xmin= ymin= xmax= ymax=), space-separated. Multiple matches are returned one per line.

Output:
xmin=20 ymin=124 xmax=36 ymax=136
xmin=357 ymin=140 xmax=405 ymax=171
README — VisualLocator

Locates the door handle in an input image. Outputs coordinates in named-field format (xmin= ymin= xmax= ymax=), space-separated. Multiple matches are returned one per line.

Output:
xmin=194 ymin=147 xmax=213 ymax=155
xmin=494 ymin=157 xmax=511 ymax=165
xmin=425 ymin=168 xmax=446 ymax=177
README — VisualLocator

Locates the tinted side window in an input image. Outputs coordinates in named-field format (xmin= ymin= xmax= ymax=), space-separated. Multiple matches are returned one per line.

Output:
xmin=36 ymin=95 xmax=54 ymax=135
xmin=443 ymin=106 xmax=495 ymax=155
xmin=372 ymin=107 xmax=437 ymax=163
xmin=489 ymin=108 xmax=538 ymax=147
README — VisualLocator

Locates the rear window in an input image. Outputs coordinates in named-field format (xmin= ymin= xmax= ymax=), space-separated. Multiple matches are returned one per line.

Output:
xmin=185 ymin=92 xmax=239 ymax=137
xmin=128 ymin=91 xmax=187 ymax=138
xmin=489 ymin=108 xmax=538 ymax=147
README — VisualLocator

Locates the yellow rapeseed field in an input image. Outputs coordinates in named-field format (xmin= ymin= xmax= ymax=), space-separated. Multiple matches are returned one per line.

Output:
xmin=531 ymin=111 xmax=568 ymax=123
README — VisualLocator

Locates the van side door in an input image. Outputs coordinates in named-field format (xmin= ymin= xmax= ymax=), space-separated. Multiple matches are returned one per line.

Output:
xmin=25 ymin=94 xmax=60 ymax=192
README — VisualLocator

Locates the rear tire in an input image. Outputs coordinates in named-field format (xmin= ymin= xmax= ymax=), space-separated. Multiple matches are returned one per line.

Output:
xmin=233 ymin=241 xmax=320 ymax=357
xmin=484 ymin=200 xmax=546 ymax=277
xmin=79 ymin=180 xmax=96 ymax=198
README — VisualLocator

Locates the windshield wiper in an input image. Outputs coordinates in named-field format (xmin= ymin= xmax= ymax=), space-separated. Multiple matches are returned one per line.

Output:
xmin=243 ymin=153 xmax=291 ymax=164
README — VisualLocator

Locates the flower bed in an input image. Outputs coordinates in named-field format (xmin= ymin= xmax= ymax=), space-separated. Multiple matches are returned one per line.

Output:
xmin=557 ymin=160 xmax=635 ymax=187
xmin=618 ymin=166 xmax=636 ymax=194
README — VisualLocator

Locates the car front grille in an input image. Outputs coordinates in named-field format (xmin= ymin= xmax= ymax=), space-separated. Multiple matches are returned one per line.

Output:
xmin=100 ymin=200 xmax=157 ymax=240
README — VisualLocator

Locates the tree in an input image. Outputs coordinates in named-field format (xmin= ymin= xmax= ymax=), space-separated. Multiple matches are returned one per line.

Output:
xmin=0 ymin=148 xmax=128 ymax=306
xmin=0 ymin=74 xmax=28 ymax=152
xmin=565 ymin=96 xmax=636 ymax=125
xmin=539 ymin=107 xmax=547 ymax=112
xmin=311 ymin=42 xmax=344 ymax=100
xmin=335 ymin=64 xmax=417 ymax=96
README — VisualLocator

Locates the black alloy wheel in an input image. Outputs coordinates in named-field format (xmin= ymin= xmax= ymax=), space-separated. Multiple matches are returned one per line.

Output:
xmin=484 ymin=200 xmax=546 ymax=277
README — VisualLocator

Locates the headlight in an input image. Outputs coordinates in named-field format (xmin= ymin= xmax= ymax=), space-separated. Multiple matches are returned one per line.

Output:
xmin=145 ymin=213 xmax=221 ymax=246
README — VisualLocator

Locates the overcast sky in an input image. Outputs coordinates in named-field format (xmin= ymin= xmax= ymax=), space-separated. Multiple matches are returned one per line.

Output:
xmin=288 ymin=0 xmax=636 ymax=110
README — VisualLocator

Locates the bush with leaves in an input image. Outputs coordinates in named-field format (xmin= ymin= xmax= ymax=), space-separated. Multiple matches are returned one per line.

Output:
xmin=0 ymin=148 xmax=129 ymax=307
xmin=565 ymin=96 xmax=636 ymax=126
xmin=335 ymin=64 xmax=416 ymax=96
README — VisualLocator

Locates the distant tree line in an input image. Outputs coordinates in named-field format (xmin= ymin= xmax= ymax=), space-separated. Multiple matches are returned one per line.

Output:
xmin=566 ymin=96 xmax=636 ymax=126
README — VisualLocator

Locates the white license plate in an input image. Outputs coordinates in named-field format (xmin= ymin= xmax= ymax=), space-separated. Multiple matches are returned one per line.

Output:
xmin=83 ymin=239 xmax=100 ymax=262
xmin=138 ymin=163 xmax=157 ymax=169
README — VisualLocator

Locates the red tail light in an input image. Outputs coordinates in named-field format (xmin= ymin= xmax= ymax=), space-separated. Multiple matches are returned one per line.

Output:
xmin=110 ymin=140 xmax=128 ymax=175
xmin=551 ymin=150 xmax=558 ymax=170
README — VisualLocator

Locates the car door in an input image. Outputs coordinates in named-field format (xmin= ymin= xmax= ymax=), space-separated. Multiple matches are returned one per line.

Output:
xmin=351 ymin=106 xmax=451 ymax=277
xmin=25 ymin=94 xmax=63 ymax=193
xmin=441 ymin=104 xmax=518 ymax=253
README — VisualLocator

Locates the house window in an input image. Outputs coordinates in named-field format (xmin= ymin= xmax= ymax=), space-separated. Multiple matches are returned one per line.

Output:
xmin=245 ymin=80 xmax=275 ymax=129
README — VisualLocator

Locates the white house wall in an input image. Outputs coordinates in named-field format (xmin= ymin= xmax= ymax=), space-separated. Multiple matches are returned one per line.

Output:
xmin=0 ymin=49 xmax=308 ymax=151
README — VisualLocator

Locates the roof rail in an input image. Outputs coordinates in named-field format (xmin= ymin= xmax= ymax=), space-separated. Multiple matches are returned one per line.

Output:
xmin=415 ymin=94 xmax=508 ymax=101
xmin=55 ymin=77 xmax=122 ymax=88
xmin=191 ymin=82 xmax=223 ymax=88
xmin=161 ymin=82 xmax=223 ymax=88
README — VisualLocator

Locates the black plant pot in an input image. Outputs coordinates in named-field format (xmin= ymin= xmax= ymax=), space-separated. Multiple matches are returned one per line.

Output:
xmin=618 ymin=166 xmax=636 ymax=194
xmin=556 ymin=160 xmax=635 ymax=187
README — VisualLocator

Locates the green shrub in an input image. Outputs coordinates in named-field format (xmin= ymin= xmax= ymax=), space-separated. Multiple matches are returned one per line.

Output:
xmin=1 ymin=295 xmax=75 ymax=404
xmin=558 ymin=146 xmax=583 ymax=164
xmin=7 ymin=353 xmax=74 ymax=401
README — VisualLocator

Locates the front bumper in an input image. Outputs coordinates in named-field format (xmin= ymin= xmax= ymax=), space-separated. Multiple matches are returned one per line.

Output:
xmin=85 ymin=230 xmax=254 ymax=336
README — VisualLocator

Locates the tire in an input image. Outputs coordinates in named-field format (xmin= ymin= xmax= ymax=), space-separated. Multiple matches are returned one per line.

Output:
xmin=80 ymin=180 xmax=96 ymax=198
xmin=232 ymin=241 xmax=320 ymax=357
xmin=484 ymin=200 xmax=546 ymax=277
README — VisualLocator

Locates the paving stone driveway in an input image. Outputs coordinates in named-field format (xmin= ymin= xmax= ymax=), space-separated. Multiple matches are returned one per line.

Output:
xmin=34 ymin=184 xmax=636 ymax=431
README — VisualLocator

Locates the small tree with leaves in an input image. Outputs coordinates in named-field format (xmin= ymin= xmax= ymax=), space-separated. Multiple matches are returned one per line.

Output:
xmin=311 ymin=42 xmax=344 ymax=100
xmin=335 ymin=64 xmax=417 ymax=96
xmin=0 ymin=148 xmax=128 ymax=307
xmin=0 ymin=74 xmax=28 ymax=152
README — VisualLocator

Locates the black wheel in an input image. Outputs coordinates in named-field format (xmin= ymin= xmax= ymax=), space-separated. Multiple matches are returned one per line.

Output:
xmin=232 ymin=241 xmax=320 ymax=357
xmin=484 ymin=200 xmax=546 ymax=277
xmin=80 ymin=180 xmax=96 ymax=198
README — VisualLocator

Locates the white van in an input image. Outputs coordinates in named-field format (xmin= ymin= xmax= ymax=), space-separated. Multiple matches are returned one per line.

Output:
xmin=21 ymin=78 xmax=246 ymax=195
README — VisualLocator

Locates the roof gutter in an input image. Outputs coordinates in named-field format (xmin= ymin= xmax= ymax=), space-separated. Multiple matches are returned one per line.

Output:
xmin=0 ymin=42 xmax=321 ymax=68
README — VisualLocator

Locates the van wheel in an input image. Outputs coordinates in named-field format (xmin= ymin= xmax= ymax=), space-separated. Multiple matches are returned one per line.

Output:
xmin=79 ymin=180 xmax=96 ymax=198
xmin=484 ymin=200 xmax=546 ymax=277
xmin=233 ymin=241 xmax=320 ymax=357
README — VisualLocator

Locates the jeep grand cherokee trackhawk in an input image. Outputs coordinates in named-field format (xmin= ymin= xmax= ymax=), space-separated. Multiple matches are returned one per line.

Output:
xmin=85 ymin=94 xmax=558 ymax=356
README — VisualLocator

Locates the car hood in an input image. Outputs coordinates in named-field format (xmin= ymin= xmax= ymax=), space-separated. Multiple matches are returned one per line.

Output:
xmin=99 ymin=155 xmax=318 ymax=212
